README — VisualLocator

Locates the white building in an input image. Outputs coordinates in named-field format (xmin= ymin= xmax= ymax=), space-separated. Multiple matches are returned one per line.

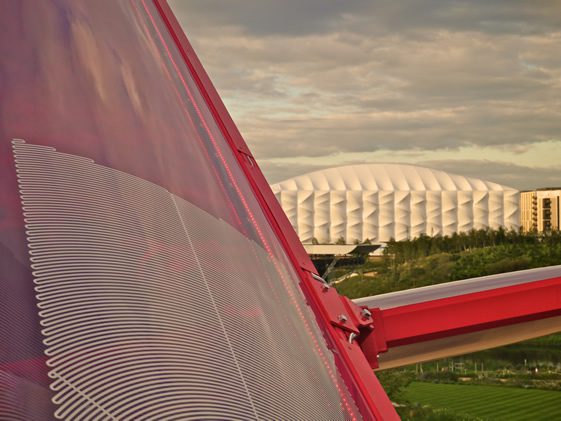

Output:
xmin=271 ymin=164 xmax=520 ymax=244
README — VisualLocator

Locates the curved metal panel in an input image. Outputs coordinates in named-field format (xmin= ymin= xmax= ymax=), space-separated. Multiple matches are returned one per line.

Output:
xmin=0 ymin=1 xmax=363 ymax=419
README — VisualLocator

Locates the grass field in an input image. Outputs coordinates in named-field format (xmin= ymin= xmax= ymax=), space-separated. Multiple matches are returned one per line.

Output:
xmin=405 ymin=382 xmax=561 ymax=420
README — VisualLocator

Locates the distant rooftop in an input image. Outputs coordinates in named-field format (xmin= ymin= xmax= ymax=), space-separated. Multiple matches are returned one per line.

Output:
xmin=522 ymin=187 xmax=561 ymax=192
xmin=303 ymin=244 xmax=380 ymax=256
xmin=272 ymin=163 xmax=517 ymax=192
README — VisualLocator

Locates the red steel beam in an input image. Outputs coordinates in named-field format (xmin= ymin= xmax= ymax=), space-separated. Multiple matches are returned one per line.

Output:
xmin=360 ymin=276 xmax=561 ymax=367
xmin=152 ymin=1 xmax=398 ymax=419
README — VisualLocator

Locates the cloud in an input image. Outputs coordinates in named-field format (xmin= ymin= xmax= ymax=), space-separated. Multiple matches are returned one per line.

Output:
xmin=262 ymin=158 xmax=561 ymax=191
xmin=418 ymin=159 xmax=561 ymax=190
xmin=258 ymin=160 xmax=335 ymax=185
xmin=172 ymin=1 xmax=561 ymax=37
xmin=168 ymin=0 xmax=371 ymax=36
xmin=168 ymin=1 xmax=561 ymax=189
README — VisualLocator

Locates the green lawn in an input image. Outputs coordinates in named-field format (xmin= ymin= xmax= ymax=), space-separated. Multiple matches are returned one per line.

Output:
xmin=405 ymin=382 xmax=561 ymax=420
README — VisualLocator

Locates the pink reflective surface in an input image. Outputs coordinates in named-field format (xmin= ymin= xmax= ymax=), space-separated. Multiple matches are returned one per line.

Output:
xmin=0 ymin=1 xmax=362 ymax=419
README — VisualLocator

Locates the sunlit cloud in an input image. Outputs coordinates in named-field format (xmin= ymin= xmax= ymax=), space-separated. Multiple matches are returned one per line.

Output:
xmin=170 ymin=0 xmax=561 ymax=190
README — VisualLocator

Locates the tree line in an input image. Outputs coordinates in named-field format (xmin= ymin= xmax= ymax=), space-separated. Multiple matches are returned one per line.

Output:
xmin=385 ymin=228 xmax=561 ymax=264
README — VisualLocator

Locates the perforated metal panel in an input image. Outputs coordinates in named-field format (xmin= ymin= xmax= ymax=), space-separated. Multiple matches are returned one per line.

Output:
xmin=0 ymin=0 xmax=367 ymax=418
xmin=13 ymin=140 xmax=359 ymax=420
xmin=0 ymin=369 xmax=53 ymax=421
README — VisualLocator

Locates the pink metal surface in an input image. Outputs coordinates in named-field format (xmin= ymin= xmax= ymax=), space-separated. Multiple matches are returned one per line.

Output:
xmin=1 ymin=0 xmax=392 ymax=419
xmin=4 ymin=1 xmax=559 ymax=420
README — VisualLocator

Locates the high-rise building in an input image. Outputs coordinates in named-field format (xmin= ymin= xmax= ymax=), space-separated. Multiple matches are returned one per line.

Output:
xmin=521 ymin=189 xmax=561 ymax=233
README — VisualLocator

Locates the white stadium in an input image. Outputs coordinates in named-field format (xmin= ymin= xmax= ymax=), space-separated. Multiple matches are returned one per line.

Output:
xmin=271 ymin=164 xmax=520 ymax=244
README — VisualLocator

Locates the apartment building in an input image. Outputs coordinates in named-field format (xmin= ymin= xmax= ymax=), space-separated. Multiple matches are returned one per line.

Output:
xmin=520 ymin=189 xmax=561 ymax=233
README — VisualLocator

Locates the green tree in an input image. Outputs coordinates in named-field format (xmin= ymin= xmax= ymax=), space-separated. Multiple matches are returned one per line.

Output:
xmin=335 ymin=236 xmax=346 ymax=245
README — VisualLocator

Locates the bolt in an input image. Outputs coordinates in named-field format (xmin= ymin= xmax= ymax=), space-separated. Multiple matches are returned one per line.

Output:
xmin=322 ymin=284 xmax=330 ymax=292
xmin=338 ymin=314 xmax=348 ymax=323
xmin=361 ymin=308 xmax=372 ymax=319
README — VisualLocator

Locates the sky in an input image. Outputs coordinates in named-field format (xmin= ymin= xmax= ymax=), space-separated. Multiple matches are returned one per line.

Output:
xmin=169 ymin=0 xmax=561 ymax=190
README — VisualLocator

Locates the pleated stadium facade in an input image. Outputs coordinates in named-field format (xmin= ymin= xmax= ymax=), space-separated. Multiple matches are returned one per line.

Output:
xmin=271 ymin=164 xmax=520 ymax=243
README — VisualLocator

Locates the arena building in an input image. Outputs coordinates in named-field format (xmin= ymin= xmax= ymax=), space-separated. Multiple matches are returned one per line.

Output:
xmin=270 ymin=164 xmax=520 ymax=244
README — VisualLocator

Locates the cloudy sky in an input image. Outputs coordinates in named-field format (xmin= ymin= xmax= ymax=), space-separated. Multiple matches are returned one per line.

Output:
xmin=169 ymin=0 xmax=561 ymax=190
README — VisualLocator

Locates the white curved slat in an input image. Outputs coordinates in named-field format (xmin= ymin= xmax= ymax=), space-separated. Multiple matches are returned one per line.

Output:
xmin=13 ymin=140 xmax=358 ymax=421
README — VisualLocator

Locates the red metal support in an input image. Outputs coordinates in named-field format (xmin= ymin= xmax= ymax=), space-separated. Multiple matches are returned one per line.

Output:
xmin=359 ymin=275 xmax=561 ymax=369
xmin=302 ymin=271 xmax=398 ymax=419
xmin=152 ymin=1 xmax=399 ymax=418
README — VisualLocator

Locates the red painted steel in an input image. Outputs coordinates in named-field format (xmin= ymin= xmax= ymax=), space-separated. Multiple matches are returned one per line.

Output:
xmin=304 ymin=274 xmax=398 ymax=418
xmin=152 ymin=1 xmax=398 ymax=419
xmin=360 ymin=276 xmax=561 ymax=365
xmin=357 ymin=308 xmax=389 ymax=370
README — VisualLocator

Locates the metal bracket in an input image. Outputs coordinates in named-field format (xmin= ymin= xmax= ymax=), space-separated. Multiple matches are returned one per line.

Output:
xmin=302 ymin=269 xmax=389 ymax=369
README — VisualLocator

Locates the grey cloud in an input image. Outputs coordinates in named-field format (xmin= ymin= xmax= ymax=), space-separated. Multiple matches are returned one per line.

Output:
xmin=418 ymin=160 xmax=561 ymax=190
xmin=347 ymin=0 xmax=561 ymax=37
xmin=258 ymin=161 xmax=335 ymax=184
xmin=238 ymin=103 xmax=560 ymax=159
xmin=168 ymin=2 xmax=561 ymax=183
xmin=170 ymin=0 xmax=561 ymax=37
xmin=263 ymin=158 xmax=561 ymax=191
xmin=169 ymin=0 xmax=371 ymax=36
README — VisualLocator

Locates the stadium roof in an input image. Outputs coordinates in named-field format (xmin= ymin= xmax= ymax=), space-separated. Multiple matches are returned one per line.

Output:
xmin=271 ymin=164 xmax=517 ymax=192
